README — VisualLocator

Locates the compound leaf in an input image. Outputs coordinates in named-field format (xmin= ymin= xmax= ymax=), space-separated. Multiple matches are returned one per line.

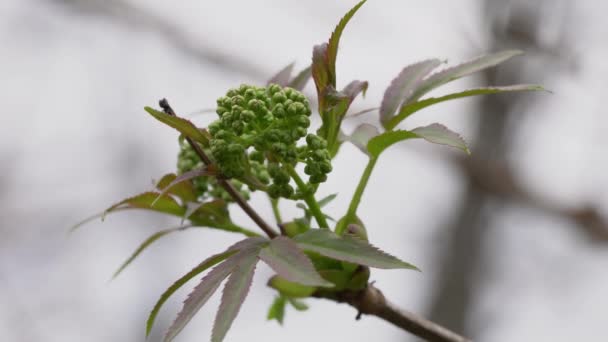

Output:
xmin=386 ymin=84 xmax=545 ymax=129
xmin=380 ymin=59 xmax=442 ymax=125
xmin=405 ymin=50 xmax=523 ymax=105
xmin=294 ymin=230 xmax=418 ymax=270
xmin=259 ymin=236 xmax=333 ymax=287
xmin=211 ymin=249 xmax=259 ymax=342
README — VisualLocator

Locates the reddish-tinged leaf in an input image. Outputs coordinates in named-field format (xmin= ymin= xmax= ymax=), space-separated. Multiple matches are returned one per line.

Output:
xmin=104 ymin=192 xmax=185 ymax=218
xmin=259 ymin=236 xmax=333 ymax=287
xmin=343 ymin=123 xmax=380 ymax=156
xmin=405 ymin=50 xmax=523 ymax=105
xmin=211 ymin=250 xmax=259 ymax=342
xmin=411 ymin=123 xmax=470 ymax=154
xmin=342 ymin=80 xmax=368 ymax=104
xmin=156 ymin=173 xmax=197 ymax=203
xmin=327 ymin=0 xmax=367 ymax=86
xmin=112 ymin=225 xmax=193 ymax=279
xmin=144 ymin=106 xmax=209 ymax=145
xmin=386 ymin=84 xmax=545 ymax=129
xmin=379 ymin=59 xmax=442 ymax=125
xmin=312 ymin=43 xmax=330 ymax=110
xmin=187 ymin=200 xmax=230 ymax=226
xmin=146 ymin=250 xmax=236 ymax=337
xmin=154 ymin=168 xmax=213 ymax=205
xmin=294 ymin=230 xmax=418 ymax=270
xmin=288 ymin=65 xmax=312 ymax=91
xmin=267 ymin=62 xmax=295 ymax=87
xmin=163 ymin=238 xmax=266 ymax=341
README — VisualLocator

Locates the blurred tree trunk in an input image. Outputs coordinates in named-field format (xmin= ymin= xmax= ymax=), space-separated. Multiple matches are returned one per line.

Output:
xmin=425 ymin=0 xmax=564 ymax=337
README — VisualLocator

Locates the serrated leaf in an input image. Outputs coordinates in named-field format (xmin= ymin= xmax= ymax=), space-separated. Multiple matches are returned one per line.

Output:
xmin=211 ymin=250 xmax=259 ymax=342
xmin=259 ymin=236 xmax=333 ymax=287
xmin=327 ymin=0 xmax=367 ymax=87
xmin=163 ymin=238 xmax=266 ymax=341
xmin=187 ymin=199 xmax=230 ymax=226
xmin=288 ymin=65 xmax=312 ymax=91
xmin=144 ymin=106 xmax=209 ymax=145
xmin=386 ymin=84 xmax=545 ymax=130
xmin=267 ymin=62 xmax=294 ymax=87
xmin=312 ymin=43 xmax=330 ymax=111
xmin=69 ymin=208 xmax=130 ymax=233
xmin=366 ymin=123 xmax=469 ymax=157
xmin=156 ymin=173 xmax=197 ymax=203
xmin=342 ymin=80 xmax=368 ymax=104
xmin=146 ymin=250 xmax=235 ymax=337
xmin=154 ymin=168 xmax=213 ymax=205
xmin=343 ymin=123 xmax=380 ymax=155
xmin=113 ymin=225 xmax=192 ymax=279
xmin=105 ymin=192 xmax=185 ymax=218
xmin=294 ymin=230 xmax=418 ymax=270
xmin=405 ymin=50 xmax=523 ymax=105
xmin=267 ymin=295 xmax=287 ymax=325
xmin=380 ymin=59 xmax=442 ymax=125
xmin=366 ymin=130 xmax=418 ymax=158
xmin=411 ymin=123 xmax=469 ymax=154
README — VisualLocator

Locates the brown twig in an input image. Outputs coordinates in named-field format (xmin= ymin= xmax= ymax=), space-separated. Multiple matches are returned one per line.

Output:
xmin=158 ymin=98 xmax=278 ymax=238
xmin=315 ymin=284 xmax=472 ymax=342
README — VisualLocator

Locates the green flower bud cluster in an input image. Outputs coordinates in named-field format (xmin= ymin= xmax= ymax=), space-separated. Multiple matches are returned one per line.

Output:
xmin=176 ymin=140 xmax=249 ymax=201
xmin=207 ymin=84 xmax=332 ymax=199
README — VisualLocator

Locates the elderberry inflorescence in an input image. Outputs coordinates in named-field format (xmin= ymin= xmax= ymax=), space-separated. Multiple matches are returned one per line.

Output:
xmin=205 ymin=84 xmax=332 ymax=199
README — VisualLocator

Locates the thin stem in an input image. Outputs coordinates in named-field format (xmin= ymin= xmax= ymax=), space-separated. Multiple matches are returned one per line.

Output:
xmin=314 ymin=284 xmax=471 ymax=342
xmin=220 ymin=222 xmax=262 ymax=237
xmin=285 ymin=165 xmax=330 ymax=229
xmin=158 ymin=99 xmax=278 ymax=238
xmin=336 ymin=156 xmax=378 ymax=235
xmin=270 ymin=197 xmax=283 ymax=225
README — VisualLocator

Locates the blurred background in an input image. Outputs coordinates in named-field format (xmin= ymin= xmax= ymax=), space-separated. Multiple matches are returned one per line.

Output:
xmin=2 ymin=0 xmax=608 ymax=341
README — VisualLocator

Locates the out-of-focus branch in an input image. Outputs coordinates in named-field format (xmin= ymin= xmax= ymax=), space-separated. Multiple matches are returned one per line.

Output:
xmin=315 ymin=283 xmax=472 ymax=342
xmin=459 ymin=156 xmax=608 ymax=242
xmin=50 ymin=0 xmax=267 ymax=80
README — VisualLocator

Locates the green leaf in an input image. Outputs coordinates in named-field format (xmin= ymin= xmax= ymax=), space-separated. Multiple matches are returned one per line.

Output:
xmin=405 ymin=50 xmax=523 ymax=105
xmin=259 ymin=236 xmax=333 ymax=287
xmin=367 ymin=123 xmax=470 ymax=157
xmin=105 ymin=192 xmax=185 ymax=218
xmin=267 ymin=295 xmax=287 ymax=325
xmin=379 ymin=59 xmax=442 ymax=125
xmin=294 ymin=230 xmax=418 ymax=270
xmin=267 ymin=275 xmax=317 ymax=298
xmin=184 ymin=199 xmax=230 ymax=225
xmin=366 ymin=130 xmax=418 ymax=158
xmin=327 ymin=0 xmax=367 ymax=87
xmin=154 ymin=168 xmax=213 ymax=205
xmin=146 ymin=249 xmax=235 ymax=337
xmin=288 ymin=65 xmax=312 ymax=91
xmin=144 ymin=106 xmax=209 ymax=145
xmin=411 ymin=123 xmax=470 ymax=154
xmin=113 ymin=225 xmax=192 ymax=279
xmin=343 ymin=123 xmax=380 ymax=156
xmin=211 ymin=250 xmax=259 ymax=342
xmin=386 ymin=84 xmax=545 ymax=130
xmin=163 ymin=238 xmax=266 ymax=341
xmin=287 ymin=298 xmax=309 ymax=311
xmin=156 ymin=173 xmax=197 ymax=203
xmin=267 ymin=62 xmax=294 ymax=87
xmin=318 ymin=193 xmax=338 ymax=208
